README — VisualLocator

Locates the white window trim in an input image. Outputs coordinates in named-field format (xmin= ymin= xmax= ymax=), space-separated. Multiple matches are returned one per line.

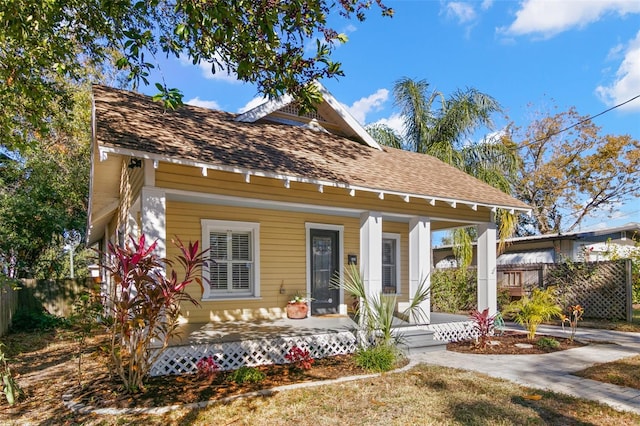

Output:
xmin=201 ymin=219 xmax=260 ymax=300
xmin=305 ymin=223 xmax=344 ymax=314
xmin=382 ymin=232 xmax=401 ymax=295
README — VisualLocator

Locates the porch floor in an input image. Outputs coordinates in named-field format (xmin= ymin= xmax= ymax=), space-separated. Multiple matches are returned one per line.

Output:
xmin=169 ymin=312 xmax=470 ymax=347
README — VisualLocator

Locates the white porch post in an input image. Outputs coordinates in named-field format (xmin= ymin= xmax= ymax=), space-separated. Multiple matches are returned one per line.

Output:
xmin=141 ymin=187 xmax=166 ymax=259
xmin=409 ymin=217 xmax=431 ymax=324
xmin=360 ymin=211 xmax=382 ymax=302
xmin=477 ymin=218 xmax=497 ymax=315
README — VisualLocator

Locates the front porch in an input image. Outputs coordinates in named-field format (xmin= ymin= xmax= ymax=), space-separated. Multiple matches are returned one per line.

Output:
xmin=150 ymin=313 xmax=475 ymax=376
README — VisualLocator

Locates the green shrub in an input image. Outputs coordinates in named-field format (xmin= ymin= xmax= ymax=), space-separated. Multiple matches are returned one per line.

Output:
xmin=10 ymin=309 xmax=68 ymax=332
xmin=228 ymin=366 xmax=266 ymax=384
xmin=536 ymin=337 xmax=560 ymax=350
xmin=430 ymin=269 xmax=476 ymax=312
xmin=354 ymin=344 xmax=399 ymax=373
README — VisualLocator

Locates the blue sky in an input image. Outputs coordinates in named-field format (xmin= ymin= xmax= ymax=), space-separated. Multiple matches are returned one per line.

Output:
xmin=139 ymin=0 xmax=640 ymax=232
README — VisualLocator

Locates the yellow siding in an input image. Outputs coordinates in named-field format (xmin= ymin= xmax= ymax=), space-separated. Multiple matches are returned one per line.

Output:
xmin=156 ymin=163 xmax=491 ymax=226
xmin=167 ymin=201 xmax=361 ymax=322
xmin=152 ymin=163 xmax=490 ymax=322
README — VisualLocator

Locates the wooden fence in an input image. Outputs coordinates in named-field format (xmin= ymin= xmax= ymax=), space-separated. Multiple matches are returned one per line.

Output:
xmin=0 ymin=278 xmax=95 ymax=337
xmin=0 ymin=282 xmax=20 ymax=337
xmin=498 ymin=259 xmax=633 ymax=322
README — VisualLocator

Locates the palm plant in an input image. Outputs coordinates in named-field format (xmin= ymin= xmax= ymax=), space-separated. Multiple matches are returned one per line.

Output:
xmin=332 ymin=264 xmax=429 ymax=347
xmin=503 ymin=287 xmax=562 ymax=340
xmin=366 ymin=77 xmax=520 ymax=256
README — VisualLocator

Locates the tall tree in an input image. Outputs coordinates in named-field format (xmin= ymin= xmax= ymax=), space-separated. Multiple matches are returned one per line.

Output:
xmin=0 ymin=0 xmax=392 ymax=151
xmin=0 ymin=85 xmax=90 ymax=278
xmin=367 ymin=77 xmax=520 ymax=259
xmin=504 ymin=106 xmax=640 ymax=234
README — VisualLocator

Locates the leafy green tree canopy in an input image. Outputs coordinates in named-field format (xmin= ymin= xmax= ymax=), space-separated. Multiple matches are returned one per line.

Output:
xmin=0 ymin=85 xmax=90 ymax=278
xmin=1 ymin=0 xmax=392 ymax=150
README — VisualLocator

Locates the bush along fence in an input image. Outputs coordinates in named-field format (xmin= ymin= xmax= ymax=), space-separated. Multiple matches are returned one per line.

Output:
xmin=432 ymin=259 xmax=633 ymax=322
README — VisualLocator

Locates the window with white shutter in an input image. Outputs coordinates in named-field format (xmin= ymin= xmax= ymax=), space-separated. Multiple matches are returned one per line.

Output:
xmin=382 ymin=233 xmax=400 ymax=294
xmin=201 ymin=220 xmax=260 ymax=299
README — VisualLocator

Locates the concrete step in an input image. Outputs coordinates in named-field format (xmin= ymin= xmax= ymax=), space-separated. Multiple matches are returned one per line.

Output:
xmin=396 ymin=329 xmax=449 ymax=354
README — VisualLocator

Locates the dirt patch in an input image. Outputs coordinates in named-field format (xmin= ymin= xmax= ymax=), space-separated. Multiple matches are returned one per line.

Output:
xmin=447 ymin=331 xmax=585 ymax=355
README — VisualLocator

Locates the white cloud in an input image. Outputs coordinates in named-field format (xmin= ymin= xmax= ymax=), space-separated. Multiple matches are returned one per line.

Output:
xmin=480 ymin=0 xmax=493 ymax=11
xmin=178 ymin=54 xmax=240 ymax=83
xmin=238 ymin=96 xmax=268 ymax=114
xmin=502 ymin=0 xmax=640 ymax=38
xmin=185 ymin=97 xmax=221 ymax=110
xmin=370 ymin=113 xmax=404 ymax=137
xmin=595 ymin=30 xmax=640 ymax=112
xmin=445 ymin=2 xmax=477 ymax=24
xmin=345 ymin=89 xmax=389 ymax=125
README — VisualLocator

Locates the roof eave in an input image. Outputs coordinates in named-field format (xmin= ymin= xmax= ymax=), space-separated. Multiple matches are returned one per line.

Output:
xmin=97 ymin=144 xmax=532 ymax=216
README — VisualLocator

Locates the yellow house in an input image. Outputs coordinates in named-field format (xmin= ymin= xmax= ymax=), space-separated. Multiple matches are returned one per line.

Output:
xmin=87 ymin=84 xmax=530 ymax=327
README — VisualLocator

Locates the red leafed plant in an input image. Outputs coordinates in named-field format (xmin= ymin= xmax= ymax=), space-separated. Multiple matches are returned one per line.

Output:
xmin=101 ymin=234 xmax=207 ymax=393
xmin=284 ymin=345 xmax=314 ymax=370
xmin=196 ymin=355 xmax=220 ymax=378
xmin=470 ymin=308 xmax=496 ymax=349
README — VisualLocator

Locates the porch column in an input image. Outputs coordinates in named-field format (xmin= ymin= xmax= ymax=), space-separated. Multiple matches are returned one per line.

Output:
xmin=141 ymin=187 xmax=166 ymax=259
xmin=409 ymin=217 xmax=431 ymax=324
xmin=360 ymin=211 xmax=383 ymax=301
xmin=477 ymin=218 xmax=497 ymax=315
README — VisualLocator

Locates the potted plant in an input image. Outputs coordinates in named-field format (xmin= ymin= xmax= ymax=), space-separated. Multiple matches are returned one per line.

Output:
xmin=286 ymin=294 xmax=310 ymax=319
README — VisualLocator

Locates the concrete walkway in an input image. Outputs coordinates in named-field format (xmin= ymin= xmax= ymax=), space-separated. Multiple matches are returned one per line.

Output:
xmin=411 ymin=324 xmax=640 ymax=414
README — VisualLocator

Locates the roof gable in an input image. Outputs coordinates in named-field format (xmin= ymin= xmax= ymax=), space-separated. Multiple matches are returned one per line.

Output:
xmin=235 ymin=82 xmax=382 ymax=150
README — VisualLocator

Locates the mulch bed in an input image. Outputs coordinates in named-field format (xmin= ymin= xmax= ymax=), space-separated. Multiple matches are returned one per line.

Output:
xmin=447 ymin=331 xmax=585 ymax=355
xmin=69 ymin=354 xmax=370 ymax=409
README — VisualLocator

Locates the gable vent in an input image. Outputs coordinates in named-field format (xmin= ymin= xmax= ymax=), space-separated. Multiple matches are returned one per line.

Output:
xmin=279 ymin=103 xmax=329 ymax=122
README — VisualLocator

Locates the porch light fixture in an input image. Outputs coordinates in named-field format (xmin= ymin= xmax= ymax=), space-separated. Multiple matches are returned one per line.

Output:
xmin=449 ymin=201 xmax=457 ymax=208
xmin=470 ymin=203 xmax=478 ymax=211
xmin=201 ymin=166 xmax=208 ymax=176
xmin=245 ymin=173 xmax=251 ymax=183
xmin=284 ymin=179 xmax=291 ymax=189
xmin=128 ymin=158 xmax=142 ymax=169
xmin=99 ymin=151 xmax=108 ymax=161
xmin=378 ymin=192 xmax=384 ymax=200
xmin=349 ymin=188 xmax=356 ymax=197
xmin=403 ymin=195 xmax=410 ymax=202
xmin=317 ymin=184 xmax=324 ymax=193
xmin=153 ymin=160 xmax=159 ymax=169
xmin=429 ymin=198 xmax=436 ymax=206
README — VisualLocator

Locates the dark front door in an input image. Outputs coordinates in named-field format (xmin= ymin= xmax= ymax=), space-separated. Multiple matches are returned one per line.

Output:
xmin=310 ymin=229 xmax=340 ymax=315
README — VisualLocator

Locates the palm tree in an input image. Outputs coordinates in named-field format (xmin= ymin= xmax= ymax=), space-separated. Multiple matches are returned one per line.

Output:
xmin=367 ymin=77 xmax=520 ymax=262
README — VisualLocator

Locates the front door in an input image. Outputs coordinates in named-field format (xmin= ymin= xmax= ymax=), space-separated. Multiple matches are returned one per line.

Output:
xmin=310 ymin=229 xmax=340 ymax=315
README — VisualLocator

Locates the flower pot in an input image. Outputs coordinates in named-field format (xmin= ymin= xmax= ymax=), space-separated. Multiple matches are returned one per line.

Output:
xmin=286 ymin=301 xmax=309 ymax=319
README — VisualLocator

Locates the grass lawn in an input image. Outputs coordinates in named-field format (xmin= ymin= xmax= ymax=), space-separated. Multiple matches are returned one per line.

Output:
xmin=2 ymin=329 xmax=640 ymax=425
xmin=161 ymin=365 xmax=640 ymax=426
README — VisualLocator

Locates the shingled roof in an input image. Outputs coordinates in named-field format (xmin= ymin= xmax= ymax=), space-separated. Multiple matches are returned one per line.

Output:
xmin=92 ymin=85 xmax=529 ymax=211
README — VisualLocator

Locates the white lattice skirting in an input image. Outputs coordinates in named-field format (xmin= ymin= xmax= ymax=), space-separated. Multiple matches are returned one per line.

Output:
xmin=150 ymin=331 xmax=358 ymax=376
xmin=423 ymin=321 xmax=476 ymax=342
